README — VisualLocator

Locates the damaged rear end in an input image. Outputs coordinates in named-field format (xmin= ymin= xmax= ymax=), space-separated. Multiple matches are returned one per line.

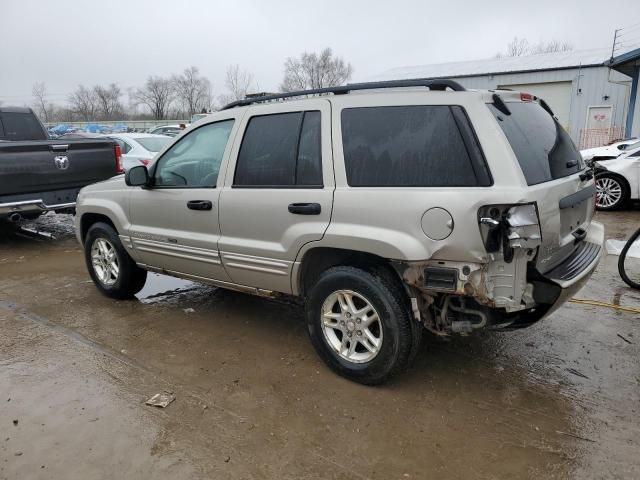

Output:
xmin=402 ymin=91 xmax=604 ymax=335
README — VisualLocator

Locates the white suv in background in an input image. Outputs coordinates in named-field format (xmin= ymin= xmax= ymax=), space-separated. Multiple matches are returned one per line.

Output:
xmin=74 ymin=80 xmax=604 ymax=384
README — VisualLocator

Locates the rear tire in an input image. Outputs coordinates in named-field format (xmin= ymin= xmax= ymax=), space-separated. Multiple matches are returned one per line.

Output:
xmin=84 ymin=222 xmax=147 ymax=299
xmin=305 ymin=266 xmax=420 ymax=385
xmin=595 ymin=173 xmax=629 ymax=211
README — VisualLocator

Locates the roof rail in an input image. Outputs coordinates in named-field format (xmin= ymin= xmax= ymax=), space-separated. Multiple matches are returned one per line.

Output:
xmin=221 ymin=78 xmax=466 ymax=110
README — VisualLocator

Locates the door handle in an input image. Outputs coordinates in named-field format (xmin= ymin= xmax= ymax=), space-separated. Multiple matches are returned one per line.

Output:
xmin=288 ymin=203 xmax=321 ymax=215
xmin=187 ymin=200 xmax=213 ymax=211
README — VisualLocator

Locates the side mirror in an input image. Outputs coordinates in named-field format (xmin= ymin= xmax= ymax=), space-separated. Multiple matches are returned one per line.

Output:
xmin=125 ymin=165 xmax=149 ymax=187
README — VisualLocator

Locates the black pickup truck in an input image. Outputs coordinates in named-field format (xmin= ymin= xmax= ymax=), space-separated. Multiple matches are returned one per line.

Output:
xmin=0 ymin=107 xmax=121 ymax=222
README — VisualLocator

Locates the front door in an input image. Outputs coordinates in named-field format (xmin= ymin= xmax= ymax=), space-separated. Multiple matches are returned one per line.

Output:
xmin=218 ymin=100 xmax=334 ymax=293
xmin=128 ymin=118 xmax=239 ymax=281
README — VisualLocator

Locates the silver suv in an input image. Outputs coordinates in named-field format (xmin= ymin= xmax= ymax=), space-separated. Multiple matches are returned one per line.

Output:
xmin=75 ymin=79 xmax=604 ymax=384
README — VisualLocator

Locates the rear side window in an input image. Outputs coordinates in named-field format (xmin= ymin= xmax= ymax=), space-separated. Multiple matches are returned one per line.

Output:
xmin=0 ymin=112 xmax=46 ymax=141
xmin=234 ymin=111 xmax=322 ymax=187
xmin=341 ymin=106 xmax=491 ymax=187
xmin=489 ymin=102 xmax=583 ymax=185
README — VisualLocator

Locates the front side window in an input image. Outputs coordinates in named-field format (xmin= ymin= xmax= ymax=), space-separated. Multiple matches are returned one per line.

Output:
xmin=341 ymin=106 xmax=490 ymax=187
xmin=234 ymin=111 xmax=322 ymax=187
xmin=153 ymin=120 xmax=234 ymax=188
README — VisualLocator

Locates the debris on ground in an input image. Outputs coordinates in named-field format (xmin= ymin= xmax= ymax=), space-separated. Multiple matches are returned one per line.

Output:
xmin=183 ymin=308 xmax=195 ymax=314
xmin=565 ymin=368 xmax=590 ymax=379
xmin=145 ymin=391 xmax=176 ymax=408
xmin=556 ymin=430 xmax=597 ymax=443
xmin=12 ymin=419 xmax=18 ymax=426
xmin=617 ymin=333 xmax=633 ymax=344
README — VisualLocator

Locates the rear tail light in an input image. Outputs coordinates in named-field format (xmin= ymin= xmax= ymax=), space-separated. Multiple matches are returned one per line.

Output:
xmin=114 ymin=145 xmax=124 ymax=173
xmin=139 ymin=159 xmax=151 ymax=166
xmin=478 ymin=203 xmax=541 ymax=258
xmin=520 ymin=92 xmax=535 ymax=102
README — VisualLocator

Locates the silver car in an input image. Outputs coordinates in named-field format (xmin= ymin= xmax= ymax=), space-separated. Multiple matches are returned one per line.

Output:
xmin=75 ymin=80 xmax=604 ymax=384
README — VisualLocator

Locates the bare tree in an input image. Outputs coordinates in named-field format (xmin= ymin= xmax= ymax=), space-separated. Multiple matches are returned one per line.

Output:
xmin=94 ymin=83 xmax=123 ymax=120
xmin=68 ymin=85 xmax=99 ymax=121
xmin=32 ymin=82 xmax=53 ymax=123
xmin=530 ymin=39 xmax=573 ymax=54
xmin=280 ymin=48 xmax=353 ymax=92
xmin=496 ymin=37 xmax=573 ymax=58
xmin=131 ymin=76 xmax=175 ymax=120
xmin=173 ymin=66 xmax=212 ymax=117
xmin=217 ymin=64 xmax=257 ymax=106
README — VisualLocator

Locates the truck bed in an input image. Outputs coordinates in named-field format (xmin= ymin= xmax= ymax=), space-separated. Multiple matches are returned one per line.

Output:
xmin=0 ymin=139 xmax=119 ymax=218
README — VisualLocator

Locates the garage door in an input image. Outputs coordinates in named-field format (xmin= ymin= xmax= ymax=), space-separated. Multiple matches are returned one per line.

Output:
xmin=498 ymin=81 xmax=573 ymax=130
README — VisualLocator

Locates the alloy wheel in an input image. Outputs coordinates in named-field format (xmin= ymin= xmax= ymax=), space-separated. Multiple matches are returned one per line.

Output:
xmin=596 ymin=177 xmax=623 ymax=209
xmin=321 ymin=290 xmax=383 ymax=364
xmin=91 ymin=238 xmax=119 ymax=286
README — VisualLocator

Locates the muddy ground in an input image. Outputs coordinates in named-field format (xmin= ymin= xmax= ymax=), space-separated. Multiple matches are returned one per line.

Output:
xmin=1 ymin=210 xmax=639 ymax=480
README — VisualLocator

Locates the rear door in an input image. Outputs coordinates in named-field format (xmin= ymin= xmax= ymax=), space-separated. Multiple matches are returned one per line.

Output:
xmin=128 ymin=118 xmax=239 ymax=281
xmin=218 ymin=100 xmax=333 ymax=294
xmin=489 ymin=99 xmax=595 ymax=273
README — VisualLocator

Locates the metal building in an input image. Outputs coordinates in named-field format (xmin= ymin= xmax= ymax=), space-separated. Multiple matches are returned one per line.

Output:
xmin=371 ymin=47 xmax=640 ymax=148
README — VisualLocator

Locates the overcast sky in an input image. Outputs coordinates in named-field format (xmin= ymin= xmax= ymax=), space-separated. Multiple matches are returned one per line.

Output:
xmin=0 ymin=0 xmax=638 ymax=107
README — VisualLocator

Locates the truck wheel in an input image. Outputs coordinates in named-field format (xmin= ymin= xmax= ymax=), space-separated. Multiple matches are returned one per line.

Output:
xmin=595 ymin=173 xmax=629 ymax=211
xmin=305 ymin=266 xmax=418 ymax=385
xmin=84 ymin=222 xmax=147 ymax=299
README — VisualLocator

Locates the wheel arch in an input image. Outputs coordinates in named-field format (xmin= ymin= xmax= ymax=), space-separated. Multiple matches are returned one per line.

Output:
xmin=294 ymin=246 xmax=408 ymax=299
xmin=79 ymin=212 xmax=119 ymax=244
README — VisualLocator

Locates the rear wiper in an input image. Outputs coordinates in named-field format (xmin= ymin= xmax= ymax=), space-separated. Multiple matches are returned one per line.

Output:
xmin=492 ymin=94 xmax=511 ymax=116
xmin=539 ymin=98 xmax=555 ymax=117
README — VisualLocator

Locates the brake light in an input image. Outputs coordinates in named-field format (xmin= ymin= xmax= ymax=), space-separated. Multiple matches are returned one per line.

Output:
xmin=114 ymin=145 xmax=123 ymax=173
xmin=478 ymin=203 xmax=541 ymax=255
xmin=139 ymin=159 xmax=151 ymax=166
xmin=520 ymin=92 xmax=534 ymax=102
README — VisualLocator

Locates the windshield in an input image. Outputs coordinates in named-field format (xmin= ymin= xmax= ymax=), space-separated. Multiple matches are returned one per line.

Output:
xmin=489 ymin=101 xmax=584 ymax=185
xmin=136 ymin=136 xmax=171 ymax=152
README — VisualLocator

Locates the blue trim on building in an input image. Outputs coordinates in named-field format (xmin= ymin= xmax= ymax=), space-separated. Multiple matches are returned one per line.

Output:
xmin=625 ymin=66 xmax=639 ymax=138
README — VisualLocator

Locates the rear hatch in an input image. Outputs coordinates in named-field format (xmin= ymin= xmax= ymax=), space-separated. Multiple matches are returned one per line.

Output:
xmin=489 ymin=94 xmax=595 ymax=274
xmin=0 ymin=139 xmax=118 ymax=197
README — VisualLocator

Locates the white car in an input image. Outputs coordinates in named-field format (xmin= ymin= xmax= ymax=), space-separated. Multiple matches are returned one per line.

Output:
xmin=148 ymin=124 xmax=187 ymax=137
xmin=104 ymin=133 xmax=172 ymax=171
xmin=581 ymin=138 xmax=639 ymax=162
xmin=594 ymin=145 xmax=640 ymax=210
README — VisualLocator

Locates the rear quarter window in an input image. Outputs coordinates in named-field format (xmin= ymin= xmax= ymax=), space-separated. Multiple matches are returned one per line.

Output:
xmin=341 ymin=105 xmax=491 ymax=187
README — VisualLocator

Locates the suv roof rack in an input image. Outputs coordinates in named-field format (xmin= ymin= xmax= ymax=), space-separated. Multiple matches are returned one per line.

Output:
xmin=222 ymin=78 xmax=466 ymax=110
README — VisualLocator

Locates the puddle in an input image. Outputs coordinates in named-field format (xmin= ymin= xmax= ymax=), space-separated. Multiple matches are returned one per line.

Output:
xmin=136 ymin=272 xmax=197 ymax=303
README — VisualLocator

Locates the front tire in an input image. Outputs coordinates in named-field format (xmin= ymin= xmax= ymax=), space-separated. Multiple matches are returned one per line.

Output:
xmin=84 ymin=222 xmax=147 ymax=299
xmin=305 ymin=266 xmax=419 ymax=385
xmin=595 ymin=173 xmax=629 ymax=211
